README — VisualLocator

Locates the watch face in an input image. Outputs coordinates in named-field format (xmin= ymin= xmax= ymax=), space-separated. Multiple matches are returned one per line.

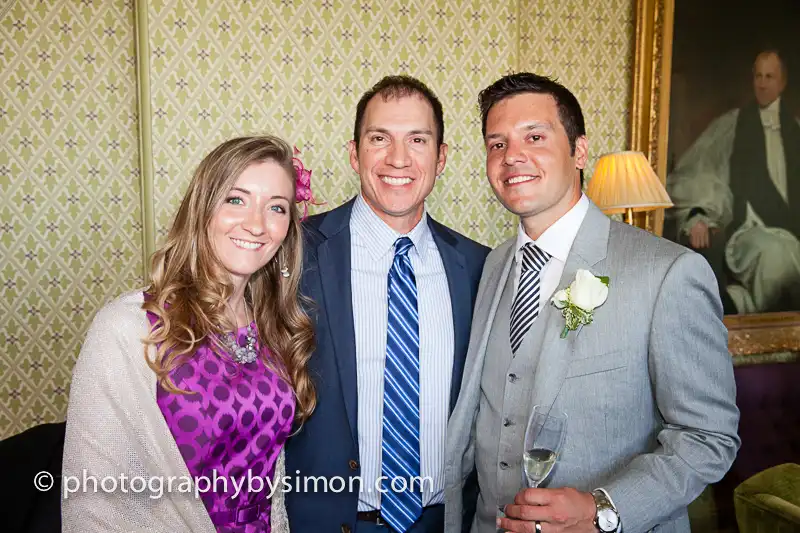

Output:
xmin=597 ymin=508 xmax=619 ymax=532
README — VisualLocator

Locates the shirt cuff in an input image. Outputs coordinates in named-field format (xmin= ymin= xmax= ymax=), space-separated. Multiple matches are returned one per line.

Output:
xmin=682 ymin=213 xmax=716 ymax=237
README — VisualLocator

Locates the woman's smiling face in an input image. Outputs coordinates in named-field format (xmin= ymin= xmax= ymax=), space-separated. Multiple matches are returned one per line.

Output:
xmin=207 ymin=160 xmax=294 ymax=286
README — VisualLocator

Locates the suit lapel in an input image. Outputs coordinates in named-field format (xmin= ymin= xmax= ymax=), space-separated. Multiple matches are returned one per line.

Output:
xmin=315 ymin=202 xmax=359 ymax=444
xmin=459 ymin=240 xmax=516 ymax=410
xmin=447 ymin=239 xmax=515 ymax=480
xmin=528 ymin=204 xmax=611 ymax=411
xmin=428 ymin=219 xmax=469 ymax=412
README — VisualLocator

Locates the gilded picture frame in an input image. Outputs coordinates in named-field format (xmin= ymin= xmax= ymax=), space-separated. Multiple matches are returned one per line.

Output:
xmin=629 ymin=0 xmax=800 ymax=356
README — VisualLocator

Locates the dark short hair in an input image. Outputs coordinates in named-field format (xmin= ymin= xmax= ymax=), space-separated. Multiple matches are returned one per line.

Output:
xmin=478 ymin=72 xmax=587 ymax=185
xmin=353 ymin=75 xmax=444 ymax=150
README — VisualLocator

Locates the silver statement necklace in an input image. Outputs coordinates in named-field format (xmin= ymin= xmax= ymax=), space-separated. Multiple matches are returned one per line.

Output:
xmin=219 ymin=305 xmax=258 ymax=364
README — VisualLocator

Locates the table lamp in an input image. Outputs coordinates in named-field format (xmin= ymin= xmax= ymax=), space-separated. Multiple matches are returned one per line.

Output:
xmin=586 ymin=151 xmax=673 ymax=230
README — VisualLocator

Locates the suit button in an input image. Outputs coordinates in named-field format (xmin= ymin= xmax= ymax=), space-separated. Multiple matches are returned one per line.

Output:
xmin=499 ymin=461 xmax=509 ymax=469
xmin=341 ymin=525 xmax=351 ymax=533
xmin=348 ymin=459 xmax=359 ymax=470
xmin=508 ymin=373 xmax=518 ymax=383
xmin=503 ymin=418 xmax=513 ymax=427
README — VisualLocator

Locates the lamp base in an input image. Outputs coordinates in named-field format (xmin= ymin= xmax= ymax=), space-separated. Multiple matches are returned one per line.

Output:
xmin=624 ymin=209 xmax=655 ymax=233
xmin=624 ymin=208 xmax=635 ymax=225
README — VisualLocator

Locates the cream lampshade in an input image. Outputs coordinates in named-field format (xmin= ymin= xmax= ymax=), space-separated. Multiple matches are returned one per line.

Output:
xmin=586 ymin=151 xmax=673 ymax=227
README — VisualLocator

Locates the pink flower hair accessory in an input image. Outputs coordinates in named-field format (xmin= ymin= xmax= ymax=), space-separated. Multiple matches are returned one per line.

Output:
xmin=292 ymin=146 xmax=324 ymax=220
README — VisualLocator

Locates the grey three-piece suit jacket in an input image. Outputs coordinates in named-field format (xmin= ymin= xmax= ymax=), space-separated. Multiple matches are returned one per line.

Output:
xmin=443 ymin=202 xmax=741 ymax=533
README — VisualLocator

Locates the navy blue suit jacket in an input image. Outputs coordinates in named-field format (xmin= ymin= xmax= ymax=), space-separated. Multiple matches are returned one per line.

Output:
xmin=284 ymin=198 xmax=489 ymax=532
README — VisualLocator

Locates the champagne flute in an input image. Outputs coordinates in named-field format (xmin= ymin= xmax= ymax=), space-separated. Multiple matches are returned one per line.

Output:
xmin=522 ymin=405 xmax=567 ymax=488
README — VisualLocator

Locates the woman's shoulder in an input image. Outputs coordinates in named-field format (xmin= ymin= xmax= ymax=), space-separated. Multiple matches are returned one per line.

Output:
xmin=88 ymin=290 xmax=149 ymax=337
xmin=73 ymin=290 xmax=151 ymax=377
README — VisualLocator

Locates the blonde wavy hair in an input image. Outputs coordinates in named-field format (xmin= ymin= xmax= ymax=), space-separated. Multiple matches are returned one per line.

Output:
xmin=142 ymin=135 xmax=316 ymax=426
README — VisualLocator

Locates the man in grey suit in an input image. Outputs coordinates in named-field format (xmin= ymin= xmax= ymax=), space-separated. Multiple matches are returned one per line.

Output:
xmin=443 ymin=72 xmax=740 ymax=533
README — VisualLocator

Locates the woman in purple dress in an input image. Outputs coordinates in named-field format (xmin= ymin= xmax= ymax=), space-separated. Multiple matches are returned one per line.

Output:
xmin=63 ymin=136 xmax=316 ymax=533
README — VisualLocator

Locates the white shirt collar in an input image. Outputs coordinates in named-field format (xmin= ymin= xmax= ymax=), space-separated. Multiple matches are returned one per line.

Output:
xmin=760 ymin=97 xmax=781 ymax=129
xmin=351 ymin=193 xmax=431 ymax=261
xmin=514 ymin=193 xmax=590 ymax=263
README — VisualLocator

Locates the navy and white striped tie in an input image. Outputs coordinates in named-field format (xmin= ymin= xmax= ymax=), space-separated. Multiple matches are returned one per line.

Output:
xmin=509 ymin=243 xmax=551 ymax=354
xmin=380 ymin=236 xmax=422 ymax=532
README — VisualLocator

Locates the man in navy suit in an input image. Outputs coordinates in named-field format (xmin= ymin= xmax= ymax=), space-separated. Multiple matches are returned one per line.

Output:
xmin=284 ymin=75 xmax=489 ymax=533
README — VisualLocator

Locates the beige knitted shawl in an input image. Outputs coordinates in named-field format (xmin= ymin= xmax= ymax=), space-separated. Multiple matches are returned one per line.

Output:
xmin=62 ymin=291 xmax=288 ymax=533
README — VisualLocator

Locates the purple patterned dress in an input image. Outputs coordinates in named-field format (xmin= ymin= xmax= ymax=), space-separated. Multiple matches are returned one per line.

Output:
xmin=148 ymin=309 xmax=295 ymax=533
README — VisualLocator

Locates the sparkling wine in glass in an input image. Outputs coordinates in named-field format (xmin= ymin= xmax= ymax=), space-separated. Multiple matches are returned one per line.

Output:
xmin=523 ymin=405 xmax=567 ymax=488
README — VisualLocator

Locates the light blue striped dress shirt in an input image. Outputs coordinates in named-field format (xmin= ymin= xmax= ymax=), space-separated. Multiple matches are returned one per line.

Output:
xmin=350 ymin=194 xmax=454 ymax=512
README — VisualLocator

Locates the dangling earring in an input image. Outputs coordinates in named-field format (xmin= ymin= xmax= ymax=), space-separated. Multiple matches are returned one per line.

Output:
xmin=274 ymin=249 xmax=290 ymax=278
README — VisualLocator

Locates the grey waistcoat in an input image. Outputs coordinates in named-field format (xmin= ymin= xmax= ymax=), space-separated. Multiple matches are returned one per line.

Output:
xmin=473 ymin=267 xmax=542 ymax=532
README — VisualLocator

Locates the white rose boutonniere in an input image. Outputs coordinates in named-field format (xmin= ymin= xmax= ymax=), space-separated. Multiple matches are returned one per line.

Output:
xmin=551 ymin=269 xmax=610 ymax=338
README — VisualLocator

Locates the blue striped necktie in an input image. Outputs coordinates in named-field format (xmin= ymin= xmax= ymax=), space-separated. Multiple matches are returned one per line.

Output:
xmin=381 ymin=236 xmax=422 ymax=532
xmin=509 ymin=243 xmax=551 ymax=353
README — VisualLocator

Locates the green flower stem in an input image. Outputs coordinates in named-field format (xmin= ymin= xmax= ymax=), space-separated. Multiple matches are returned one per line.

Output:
xmin=559 ymin=303 xmax=594 ymax=338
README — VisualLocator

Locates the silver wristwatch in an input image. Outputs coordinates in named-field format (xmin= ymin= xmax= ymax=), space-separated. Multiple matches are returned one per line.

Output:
xmin=591 ymin=489 xmax=620 ymax=532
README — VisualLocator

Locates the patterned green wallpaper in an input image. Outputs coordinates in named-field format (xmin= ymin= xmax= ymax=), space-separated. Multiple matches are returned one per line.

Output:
xmin=0 ymin=0 xmax=633 ymax=439
xmin=520 ymin=0 xmax=633 ymax=173
xmin=146 ymin=0 xmax=520 ymax=245
xmin=1 ymin=0 xmax=142 ymax=438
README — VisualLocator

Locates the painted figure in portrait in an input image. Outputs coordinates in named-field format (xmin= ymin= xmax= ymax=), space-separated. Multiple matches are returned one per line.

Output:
xmin=663 ymin=0 xmax=800 ymax=315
